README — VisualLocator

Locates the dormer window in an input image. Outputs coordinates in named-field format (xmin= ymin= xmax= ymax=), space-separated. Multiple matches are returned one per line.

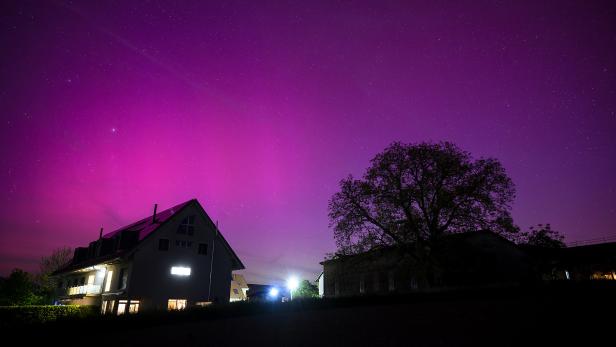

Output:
xmin=177 ymin=216 xmax=195 ymax=235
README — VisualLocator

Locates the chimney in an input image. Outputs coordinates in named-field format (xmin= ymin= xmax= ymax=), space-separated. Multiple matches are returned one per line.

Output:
xmin=152 ymin=203 xmax=158 ymax=223
xmin=99 ymin=227 xmax=103 ymax=239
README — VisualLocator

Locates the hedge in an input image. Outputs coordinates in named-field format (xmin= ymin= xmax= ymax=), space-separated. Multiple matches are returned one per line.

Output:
xmin=0 ymin=305 xmax=99 ymax=326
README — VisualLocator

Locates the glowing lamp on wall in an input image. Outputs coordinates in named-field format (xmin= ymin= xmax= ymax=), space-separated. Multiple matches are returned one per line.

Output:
xmin=171 ymin=266 xmax=191 ymax=276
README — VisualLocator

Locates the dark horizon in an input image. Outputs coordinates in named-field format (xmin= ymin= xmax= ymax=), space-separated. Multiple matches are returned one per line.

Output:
xmin=1 ymin=0 xmax=615 ymax=283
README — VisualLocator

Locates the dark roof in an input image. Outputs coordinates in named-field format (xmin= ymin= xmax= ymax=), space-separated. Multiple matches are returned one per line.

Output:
xmin=55 ymin=199 xmax=244 ymax=274
xmin=523 ymin=241 xmax=616 ymax=265
xmin=320 ymin=230 xmax=516 ymax=265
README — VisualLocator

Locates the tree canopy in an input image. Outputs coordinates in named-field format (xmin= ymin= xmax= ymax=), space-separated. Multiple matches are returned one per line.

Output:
xmin=517 ymin=224 xmax=565 ymax=248
xmin=328 ymin=141 xmax=517 ymax=255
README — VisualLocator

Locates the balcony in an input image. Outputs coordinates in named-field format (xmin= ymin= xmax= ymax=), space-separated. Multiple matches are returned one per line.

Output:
xmin=67 ymin=284 xmax=102 ymax=296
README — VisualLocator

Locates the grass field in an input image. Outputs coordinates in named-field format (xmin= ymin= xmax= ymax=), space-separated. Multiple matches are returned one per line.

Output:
xmin=6 ymin=282 xmax=613 ymax=346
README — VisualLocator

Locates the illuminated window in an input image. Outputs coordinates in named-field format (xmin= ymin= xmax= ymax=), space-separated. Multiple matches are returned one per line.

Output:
xmin=104 ymin=270 xmax=113 ymax=292
xmin=117 ymin=300 xmax=127 ymax=315
xmin=101 ymin=300 xmax=108 ymax=314
xmin=168 ymin=299 xmax=187 ymax=310
xmin=177 ymin=216 xmax=195 ymax=235
xmin=128 ymin=300 xmax=139 ymax=313
xmin=195 ymin=301 xmax=211 ymax=307
xmin=171 ymin=266 xmax=191 ymax=276
xmin=87 ymin=275 xmax=95 ymax=285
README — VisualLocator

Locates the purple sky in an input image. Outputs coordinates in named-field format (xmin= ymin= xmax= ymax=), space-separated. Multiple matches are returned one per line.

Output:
xmin=1 ymin=1 xmax=615 ymax=284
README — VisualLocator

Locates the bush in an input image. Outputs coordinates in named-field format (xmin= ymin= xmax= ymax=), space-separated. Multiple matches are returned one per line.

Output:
xmin=0 ymin=305 xmax=98 ymax=326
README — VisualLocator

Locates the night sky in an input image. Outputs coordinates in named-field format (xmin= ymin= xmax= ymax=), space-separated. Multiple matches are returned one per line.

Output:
xmin=1 ymin=1 xmax=615 ymax=284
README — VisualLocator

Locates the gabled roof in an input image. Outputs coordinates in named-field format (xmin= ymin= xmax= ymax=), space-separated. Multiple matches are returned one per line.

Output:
xmin=55 ymin=199 xmax=244 ymax=274
xmin=102 ymin=200 xmax=192 ymax=241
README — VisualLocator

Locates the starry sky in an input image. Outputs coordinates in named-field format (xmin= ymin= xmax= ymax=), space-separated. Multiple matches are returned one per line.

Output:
xmin=1 ymin=0 xmax=615 ymax=284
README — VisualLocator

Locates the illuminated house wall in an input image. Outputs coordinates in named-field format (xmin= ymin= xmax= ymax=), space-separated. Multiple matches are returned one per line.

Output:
xmin=53 ymin=199 xmax=244 ymax=313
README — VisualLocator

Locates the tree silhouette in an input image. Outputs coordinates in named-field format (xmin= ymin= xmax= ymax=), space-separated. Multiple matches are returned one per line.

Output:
xmin=328 ymin=142 xmax=517 ymax=285
xmin=517 ymin=224 xmax=565 ymax=248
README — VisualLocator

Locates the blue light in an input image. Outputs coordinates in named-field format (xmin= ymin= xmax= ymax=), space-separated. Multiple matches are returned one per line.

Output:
xmin=269 ymin=287 xmax=279 ymax=298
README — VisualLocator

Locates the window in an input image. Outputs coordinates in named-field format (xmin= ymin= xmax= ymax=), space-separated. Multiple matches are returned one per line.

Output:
xmin=168 ymin=299 xmax=187 ymax=310
xmin=80 ymin=277 xmax=85 ymax=285
xmin=334 ymin=278 xmax=339 ymax=296
xmin=198 ymin=243 xmax=207 ymax=255
xmin=175 ymin=240 xmax=192 ymax=248
xmin=117 ymin=300 xmax=127 ymax=315
xmin=373 ymin=273 xmax=380 ymax=292
xmin=177 ymin=216 xmax=195 ymax=235
xmin=101 ymin=300 xmax=108 ymax=314
xmin=128 ymin=300 xmax=139 ymax=313
xmin=87 ymin=275 xmax=95 ymax=285
xmin=171 ymin=266 xmax=191 ymax=276
xmin=388 ymin=270 xmax=395 ymax=292
xmin=104 ymin=270 xmax=113 ymax=292
xmin=359 ymin=275 xmax=365 ymax=294
xmin=158 ymin=239 xmax=169 ymax=251
xmin=118 ymin=268 xmax=128 ymax=290
xmin=233 ymin=288 xmax=239 ymax=295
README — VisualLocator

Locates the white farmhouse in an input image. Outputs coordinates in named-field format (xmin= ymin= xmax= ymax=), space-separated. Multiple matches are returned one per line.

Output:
xmin=53 ymin=199 xmax=244 ymax=314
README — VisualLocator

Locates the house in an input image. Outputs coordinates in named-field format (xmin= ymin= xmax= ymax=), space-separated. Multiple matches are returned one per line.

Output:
xmin=229 ymin=274 xmax=249 ymax=302
xmin=320 ymin=231 xmax=533 ymax=298
xmin=316 ymin=272 xmax=324 ymax=297
xmin=52 ymin=199 xmax=244 ymax=314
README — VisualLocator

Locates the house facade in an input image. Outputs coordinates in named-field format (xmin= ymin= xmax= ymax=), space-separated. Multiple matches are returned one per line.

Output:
xmin=53 ymin=199 xmax=244 ymax=314
xmin=229 ymin=274 xmax=249 ymax=302
xmin=320 ymin=231 xmax=533 ymax=298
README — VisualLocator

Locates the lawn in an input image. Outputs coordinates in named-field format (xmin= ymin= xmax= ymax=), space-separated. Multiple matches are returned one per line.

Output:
xmin=6 ymin=282 xmax=613 ymax=346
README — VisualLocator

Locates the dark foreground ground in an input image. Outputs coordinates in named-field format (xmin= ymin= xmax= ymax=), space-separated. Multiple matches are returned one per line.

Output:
xmin=10 ymin=283 xmax=615 ymax=346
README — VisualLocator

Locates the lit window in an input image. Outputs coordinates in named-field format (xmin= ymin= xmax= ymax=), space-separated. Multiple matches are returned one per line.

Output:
xmin=87 ymin=275 xmax=95 ymax=285
xmin=171 ymin=266 xmax=191 ymax=276
xmin=104 ymin=270 xmax=113 ymax=292
xmin=168 ymin=299 xmax=187 ymax=310
xmin=177 ymin=216 xmax=195 ymax=235
xmin=117 ymin=300 xmax=127 ymax=315
xmin=195 ymin=301 xmax=211 ymax=307
xmin=101 ymin=300 xmax=108 ymax=314
xmin=128 ymin=300 xmax=139 ymax=313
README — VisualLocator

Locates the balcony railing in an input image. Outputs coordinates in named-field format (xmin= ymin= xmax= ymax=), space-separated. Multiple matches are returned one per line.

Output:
xmin=67 ymin=284 xmax=102 ymax=296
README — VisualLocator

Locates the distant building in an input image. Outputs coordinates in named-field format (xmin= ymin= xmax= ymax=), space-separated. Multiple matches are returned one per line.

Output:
xmin=52 ymin=199 xmax=244 ymax=314
xmin=523 ymin=242 xmax=616 ymax=281
xmin=320 ymin=231 xmax=533 ymax=298
xmin=316 ymin=272 xmax=324 ymax=297
xmin=230 ymin=274 xmax=249 ymax=302
xmin=246 ymin=283 xmax=289 ymax=302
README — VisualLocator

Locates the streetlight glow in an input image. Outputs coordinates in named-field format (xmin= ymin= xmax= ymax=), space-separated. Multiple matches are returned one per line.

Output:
xmin=269 ymin=287 xmax=279 ymax=298
xmin=287 ymin=276 xmax=299 ymax=300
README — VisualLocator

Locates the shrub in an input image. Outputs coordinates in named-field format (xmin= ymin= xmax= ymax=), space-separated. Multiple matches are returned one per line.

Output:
xmin=0 ymin=305 xmax=98 ymax=327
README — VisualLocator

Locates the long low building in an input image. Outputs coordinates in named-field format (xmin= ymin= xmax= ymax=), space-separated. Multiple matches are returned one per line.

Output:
xmin=320 ymin=231 xmax=534 ymax=297
xmin=53 ymin=199 xmax=244 ymax=314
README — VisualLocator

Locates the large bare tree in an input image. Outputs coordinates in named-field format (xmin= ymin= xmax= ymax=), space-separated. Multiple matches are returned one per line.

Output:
xmin=328 ymin=142 xmax=517 ymax=263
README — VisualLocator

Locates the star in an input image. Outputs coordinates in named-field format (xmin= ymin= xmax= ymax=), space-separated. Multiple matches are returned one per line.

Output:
xmin=111 ymin=128 xmax=117 ymax=133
